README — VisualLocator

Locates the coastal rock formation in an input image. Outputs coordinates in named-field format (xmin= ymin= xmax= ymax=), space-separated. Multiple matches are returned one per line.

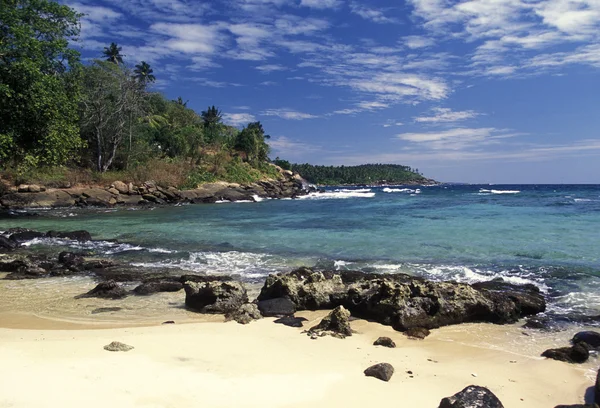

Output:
xmin=373 ymin=337 xmax=396 ymax=348
xmin=226 ymin=303 xmax=262 ymax=324
xmin=439 ymin=386 xmax=504 ymax=408
xmin=76 ymin=281 xmax=128 ymax=300
xmin=364 ymin=363 xmax=394 ymax=382
xmin=541 ymin=343 xmax=590 ymax=364
xmin=573 ymin=331 xmax=600 ymax=349
xmin=257 ymin=268 xmax=545 ymax=332
xmin=0 ymin=235 xmax=18 ymax=250
xmin=307 ymin=305 xmax=353 ymax=338
xmin=183 ymin=280 xmax=248 ymax=314
xmin=257 ymin=297 xmax=296 ymax=317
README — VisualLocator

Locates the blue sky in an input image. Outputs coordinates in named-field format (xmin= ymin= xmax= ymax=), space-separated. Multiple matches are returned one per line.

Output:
xmin=67 ymin=0 xmax=600 ymax=183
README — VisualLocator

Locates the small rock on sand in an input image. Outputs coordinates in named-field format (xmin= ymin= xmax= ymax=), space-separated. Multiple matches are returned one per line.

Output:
xmin=104 ymin=341 xmax=134 ymax=352
xmin=364 ymin=363 xmax=394 ymax=382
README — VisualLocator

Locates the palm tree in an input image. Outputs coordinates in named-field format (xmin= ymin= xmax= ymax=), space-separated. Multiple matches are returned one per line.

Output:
xmin=134 ymin=61 xmax=155 ymax=85
xmin=201 ymin=105 xmax=222 ymax=127
xmin=103 ymin=42 xmax=124 ymax=65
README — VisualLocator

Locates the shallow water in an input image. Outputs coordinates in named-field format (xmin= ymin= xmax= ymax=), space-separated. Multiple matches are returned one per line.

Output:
xmin=1 ymin=184 xmax=600 ymax=321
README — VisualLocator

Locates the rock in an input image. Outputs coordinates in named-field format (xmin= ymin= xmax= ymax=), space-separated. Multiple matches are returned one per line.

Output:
xmin=8 ymin=230 xmax=45 ymax=242
xmin=226 ymin=303 xmax=262 ymax=324
xmin=179 ymin=274 xmax=234 ymax=284
xmin=373 ymin=337 xmax=396 ymax=348
xmin=107 ymin=187 xmax=120 ymax=195
xmin=257 ymin=297 xmax=296 ymax=317
xmin=58 ymin=251 xmax=84 ymax=267
xmin=554 ymin=405 xmax=598 ymax=408
xmin=0 ymin=235 xmax=18 ymax=250
xmin=0 ymin=259 xmax=27 ymax=272
xmin=142 ymin=194 xmax=165 ymax=204
xmin=405 ymin=327 xmax=431 ymax=339
xmin=104 ymin=341 xmax=134 ymax=352
xmin=541 ymin=343 xmax=590 ymax=363
xmin=273 ymin=316 xmax=308 ymax=327
xmin=308 ymin=306 xmax=352 ymax=338
xmin=27 ymin=184 xmax=43 ymax=193
xmin=573 ymin=331 xmax=600 ymax=349
xmin=47 ymin=230 xmax=92 ymax=241
xmin=0 ymin=190 xmax=76 ymax=208
xmin=113 ymin=181 xmax=129 ymax=194
xmin=257 ymin=269 xmax=545 ymax=332
xmin=162 ymin=321 xmax=175 ymax=324
xmin=364 ymin=363 xmax=394 ymax=382
xmin=17 ymin=184 xmax=29 ymax=193
xmin=439 ymin=385 xmax=504 ymax=408
xmin=183 ymin=280 xmax=248 ymax=314
xmin=6 ymin=265 xmax=49 ymax=279
xmin=76 ymin=281 xmax=128 ymax=300
xmin=91 ymin=307 xmax=122 ymax=314
xmin=133 ymin=281 xmax=183 ymax=295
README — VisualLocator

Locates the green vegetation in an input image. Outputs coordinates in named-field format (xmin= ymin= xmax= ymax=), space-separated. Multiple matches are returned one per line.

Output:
xmin=286 ymin=164 xmax=429 ymax=186
xmin=0 ymin=0 xmax=278 ymax=189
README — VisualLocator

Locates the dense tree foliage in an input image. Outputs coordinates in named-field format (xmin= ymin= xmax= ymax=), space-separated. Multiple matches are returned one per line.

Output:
xmin=0 ymin=0 xmax=83 ymax=167
xmin=288 ymin=164 xmax=427 ymax=185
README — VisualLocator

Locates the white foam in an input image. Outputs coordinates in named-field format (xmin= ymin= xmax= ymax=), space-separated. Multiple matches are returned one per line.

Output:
xmin=296 ymin=191 xmax=375 ymax=200
xmin=334 ymin=188 xmax=372 ymax=193
xmin=383 ymin=188 xmax=415 ymax=193
xmin=19 ymin=237 xmax=176 ymax=254
xmin=479 ymin=189 xmax=520 ymax=194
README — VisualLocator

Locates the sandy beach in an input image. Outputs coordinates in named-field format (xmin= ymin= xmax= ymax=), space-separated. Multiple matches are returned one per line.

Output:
xmin=0 ymin=310 xmax=595 ymax=408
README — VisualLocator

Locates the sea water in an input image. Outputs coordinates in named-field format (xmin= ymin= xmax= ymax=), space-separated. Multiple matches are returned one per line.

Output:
xmin=1 ymin=184 xmax=599 ymax=321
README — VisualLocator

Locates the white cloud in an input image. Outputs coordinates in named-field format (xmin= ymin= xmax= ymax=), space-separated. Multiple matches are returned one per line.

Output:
xmin=396 ymin=127 xmax=518 ymax=150
xmin=269 ymin=136 xmax=320 ymax=158
xmin=403 ymin=35 xmax=435 ymax=49
xmin=263 ymin=109 xmax=318 ymax=120
xmin=349 ymin=73 xmax=449 ymax=101
xmin=151 ymin=23 xmax=222 ymax=54
xmin=223 ymin=113 xmax=257 ymax=127
xmin=300 ymin=0 xmax=342 ymax=9
xmin=349 ymin=2 xmax=398 ymax=24
xmin=414 ymin=107 xmax=480 ymax=123
xmin=256 ymin=64 xmax=287 ymax=72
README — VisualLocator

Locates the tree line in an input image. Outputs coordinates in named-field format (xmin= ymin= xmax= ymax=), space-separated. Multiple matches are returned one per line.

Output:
xmin=277 ymin=163 xmax=427 ymax=185
xmin=0 ymin=0 xmax=272 ymax=186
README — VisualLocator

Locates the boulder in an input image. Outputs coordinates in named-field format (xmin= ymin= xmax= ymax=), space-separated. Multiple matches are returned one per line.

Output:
xmin=104 ymin=341 xmax=134 ymax=352
xmin=573 ymin=331 xmax=600 ymax=349
xmin=113 ymin=181 xmax=129 ymax=194
xmin=47 ymin=230 xmax=92 ymax=241
xmin=257 ymin=269 xmax=545 ymax=332
xmin=439 ymin=385 xmax=504 ymax=408
xmin=226 ymin=303 xmax=262 ymax=324
xmin=405 ymin=327 xmax=431 ymax=339
xmin=8 ymin=230 xmax=45 ymax=242
xmin=58 ymin=251 xmax=84 ymax=267
xmin=373 ymin=337 xmax=396 ymax=348
xmin=27 ymin=184 xmax=44 ymax=193
xmin=364 ymin=363 xmax=394 ymax=382
xmin=133 ymin=281 xmax=183 ymax=295
xmin=0 ymin=235 xmax=18 ymax=250
xmin=541 ymin=343 xmax=590 ymax=363
xmin=308 ymin=306 xmax=352 ymax=338
xmin=183 ymin=280 xmax=248 ymax=314
xmin=257 ymin=297 xmax=296 ymax=317
xmin=76 ymin=281 xmax=128 ymax=300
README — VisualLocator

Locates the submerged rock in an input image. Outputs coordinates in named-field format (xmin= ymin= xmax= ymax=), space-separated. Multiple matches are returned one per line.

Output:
xmin=439 ymin=385 xmax=504 ymax=408
xmin=183 ymin=280 xmax=248 ymax=314
xmin=133 ymin=281 xmax=183 ymax=295
xmin=542 ymin=343 xmax=590 ymax=364
xmin=308 ymin=306 xmax=352 ymax=338
xmin=226 ymin=303 xmax=262 ymax=324
xmin=373 ymin=337 xmax=396 ymax=348
xmin=46 ymin=230 xmax=92 ymax=241
xmin=91 ymin=307 xmax=122 ymax=314
xmin=76 ymin=281 xmax=128 ymax=300
xmin=364 ymin=363 xmax=394 ymax=382
xmin=104 ymin=341 xmax=134 ymax=352
xmin=257 ymin=268 xmax=545 ymax=332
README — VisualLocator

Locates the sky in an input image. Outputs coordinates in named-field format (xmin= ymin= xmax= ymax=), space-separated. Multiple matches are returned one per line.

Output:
xmin=66 ymin=0 xmax=600 ymax=183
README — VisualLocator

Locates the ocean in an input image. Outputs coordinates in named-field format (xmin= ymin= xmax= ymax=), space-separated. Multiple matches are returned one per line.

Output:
xmin=1 ymin=184 xmax=600 ymax=322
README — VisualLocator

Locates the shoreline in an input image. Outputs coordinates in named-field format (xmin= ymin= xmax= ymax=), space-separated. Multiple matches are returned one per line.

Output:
xmin=0 ymin=310 xmax=595 ymax=407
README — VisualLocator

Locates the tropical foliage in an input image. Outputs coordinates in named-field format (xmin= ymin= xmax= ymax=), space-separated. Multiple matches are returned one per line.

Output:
xmin=287 ymin=164 xmax=427 ymax=185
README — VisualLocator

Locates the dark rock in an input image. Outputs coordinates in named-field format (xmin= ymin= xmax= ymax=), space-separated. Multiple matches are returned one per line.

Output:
xmin=257 ymin=269 xmax=545 ymax=332
xmin=0 ymin=259 xmax=28 ymax=272
xmin=542 ymin=343 xmax=590 ymax=363
xmin=91 ymin=307 xmax=122 ymax=314
xmin=257 ymin=297 xmax=296 ymax=317
xmin=405 ymin=327 xmax=431 ymax=339
xmin=523 ymin=315 xmax=560 ymax=331
xmin=439 ymin=385 xmax=504 ymax=408
xmin=364 ymin=363 xmax=394 ymax=382
xmin=273 ymin=316 xmax=308 ymax=327
xmin=133 ymin=281 xmax=183 ymax=295
xmin=58 ymin=251 xmax=84 ymax=267
xmin=179 ymin=274 xmax=233 ymax=284
xmin=373 ymin=337 xmax=396 ymax=348
xmin=6 ymin=265 xmax=49 ymax=279
xmin=8 ymin=230 xmax=45 ymax=242
xmin=0 ymin=235 xmax=18 ymax=250
xmin=76 ymin=281 xmax=128 ymax=300
xmin=554 ymin=405 xmax=598 ymax=408
xmin=104 ymin=341 xmax=134 ymax=352
xmin=183 ymin=280 xmax=248 ymax=314
xmin=308 ymin=306 xmax=352 ymax=338
xmin=595 ymin=367 xmax=600 ymax=406
xmin=573 ymin=331 xmax=600 ymax=349
xmin=226 ymin=303 xmax=262 ymax=324
xmin=47 ymin=230 xmax=92 ymax=241
xmin=162 ymin=320 xmax=175 ymax=324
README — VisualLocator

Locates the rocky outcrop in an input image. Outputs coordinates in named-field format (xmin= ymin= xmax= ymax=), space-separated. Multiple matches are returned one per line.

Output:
xmin=226 ymin=303 xmax=262 ymax=324
xmin=183 ymin=280 xmax=248 ymax=314
xmin=257 ymin=269 xmax=545 ymax=332
xmin=439 ymin=386 xmax=504 ymax=408
xmin=0 ymin=170 xmax=311 ymax=210
xmin=364 ymin=363 xmax=394 ymax=382
xmin=307 ymin=306 xmax=352 ymax=338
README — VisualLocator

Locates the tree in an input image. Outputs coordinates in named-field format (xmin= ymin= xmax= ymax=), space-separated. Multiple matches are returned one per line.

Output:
xmin=235 ymin=121 xmax=270 ymax=164
xmin=201 ymin=105 xmax=223 ymax=144
xmin=134 ymin=61 xmax=155 ymax=85
xmin=0 ymin=0 xmax=84 ymax=167
xmin=102 ymin=42 xmax=124 ymax=65
xmin=80 ymin=61 xmax=143 ymax=172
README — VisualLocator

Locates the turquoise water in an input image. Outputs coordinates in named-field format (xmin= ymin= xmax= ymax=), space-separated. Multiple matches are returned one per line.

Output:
xmin=2 ymin=184 xmax=600 ymax=317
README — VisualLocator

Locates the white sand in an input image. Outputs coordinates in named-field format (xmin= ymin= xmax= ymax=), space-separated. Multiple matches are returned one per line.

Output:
xmin=0 ymin=311 xmax=595 ymax=408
